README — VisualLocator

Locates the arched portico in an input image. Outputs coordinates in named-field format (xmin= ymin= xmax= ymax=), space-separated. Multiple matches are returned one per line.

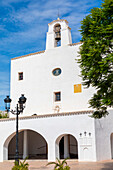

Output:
xmin=3 ymin=129 xmax=48 ymax=161
xmin=55 ymin=133 xmax=78 ymax=160
xmin=0 ymin=111 xmax=96 ymax=162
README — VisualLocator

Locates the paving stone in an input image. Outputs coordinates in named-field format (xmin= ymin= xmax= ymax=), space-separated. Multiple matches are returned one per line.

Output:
xmin=0 ymin=160 xmax=113 ymax=170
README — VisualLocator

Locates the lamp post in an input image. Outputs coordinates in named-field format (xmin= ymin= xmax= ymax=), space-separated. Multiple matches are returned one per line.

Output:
xmin=4 ymin=94 xmax=27 ymax=164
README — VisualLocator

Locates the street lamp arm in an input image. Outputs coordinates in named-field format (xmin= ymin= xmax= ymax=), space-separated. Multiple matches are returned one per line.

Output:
xmin=11 ymin=109 xmax=20 ymax=115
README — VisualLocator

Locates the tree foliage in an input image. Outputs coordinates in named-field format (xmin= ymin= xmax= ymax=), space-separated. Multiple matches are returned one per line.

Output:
xmin=0 ymin=112 xmax=8 ymax=119
xmin=78 ymin=0 xmax=113 ymax=118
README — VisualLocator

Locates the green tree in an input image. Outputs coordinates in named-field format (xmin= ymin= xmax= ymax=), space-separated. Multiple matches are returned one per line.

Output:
xmin=78 ymin=0 xmax=113 ymax=118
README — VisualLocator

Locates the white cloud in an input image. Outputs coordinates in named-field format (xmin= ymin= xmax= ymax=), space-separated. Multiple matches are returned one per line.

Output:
xmin=0 ymin=55 xmax=10 ymax=64
xmin=0 ymin=0 xmax=29 ymax=6
xmin=0 ymin=71 xmax=10 ymax=96
xmin=0 ymin=0 xmax=103 ymax=106
xmin=0 ymin=25 xmax=6 ymax=31
xmin=0 ymin=0 xmax=103 ymax=43
xmin=4 ymin=0 xmax=102 ymax=45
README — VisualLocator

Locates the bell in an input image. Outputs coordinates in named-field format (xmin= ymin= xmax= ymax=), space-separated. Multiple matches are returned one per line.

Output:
xmin=55 ymin=32 xmax=61 ymax=41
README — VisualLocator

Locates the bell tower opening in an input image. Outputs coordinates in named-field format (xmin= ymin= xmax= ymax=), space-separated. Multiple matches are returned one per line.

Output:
xmin=46 ymin=18 xmax=72 ymax=50
xmin=54 ymin=24 xmax=61 ymax=47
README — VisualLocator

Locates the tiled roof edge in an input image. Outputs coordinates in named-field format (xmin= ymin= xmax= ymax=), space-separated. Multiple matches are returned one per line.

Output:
xmin=11 ymin=50 xmax=45 ymax=60
xmin=48 ymin=19 xmax=68 ymax=25
xmin=11 ymin=42 xmax=82 ymax=61
xmin=69 ymin=42 xmax=82 ymax=46
xmin=0 ymin=110 xmax=93 ymax=122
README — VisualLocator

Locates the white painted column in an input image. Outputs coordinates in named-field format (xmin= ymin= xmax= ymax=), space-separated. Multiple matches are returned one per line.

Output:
xmin=55 ymin=142 xmax=60 ymax=159
xmin=48 ymin=142 xmax=56 ymax=161
xmin=23 ymin=130 xmax=28 ymax=159
xmin=3 ymin=146 xmax=8 ymax=161
xmin=64 ymin=135 xmax=69 ymax=158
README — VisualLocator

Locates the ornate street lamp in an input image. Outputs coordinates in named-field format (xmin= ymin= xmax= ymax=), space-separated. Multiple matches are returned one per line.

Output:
xmin=4 ymin=94 xmax=27 ymax=164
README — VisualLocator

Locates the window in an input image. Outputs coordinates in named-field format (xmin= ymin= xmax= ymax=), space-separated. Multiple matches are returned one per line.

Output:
xmin=54 ymin=92 xmax=61 ymax=102
xmin=52 ymin=68 xmax=62 ymax=76
xmin=74 ymin=84 xmax=82 ymax=93
xmin=18 ymin=72 xmax=23 ymax=80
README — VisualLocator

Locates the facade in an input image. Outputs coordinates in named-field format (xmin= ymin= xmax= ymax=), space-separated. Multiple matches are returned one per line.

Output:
xmin=10 ymin=18 xmax=95 ymax=116
xmin=0 ymin=18 xmax=113 ymax=162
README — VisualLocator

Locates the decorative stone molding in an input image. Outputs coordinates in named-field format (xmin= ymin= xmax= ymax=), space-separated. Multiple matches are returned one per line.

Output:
xmin=53 ymin=105 xmax=61 ymax=113
xmin=79 ymin=131 xmax=92 ymax=146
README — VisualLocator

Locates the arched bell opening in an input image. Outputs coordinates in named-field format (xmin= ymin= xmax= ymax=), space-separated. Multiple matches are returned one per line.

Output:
xmin=54 ymin=24 xmax=61 ymax=47
xmin=7 ymin=130 xmax=48 ymax=160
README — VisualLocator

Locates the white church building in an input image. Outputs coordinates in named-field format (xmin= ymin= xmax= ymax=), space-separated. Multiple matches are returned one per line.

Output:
xmin=0 ymin=18 xmax=113 ymax=162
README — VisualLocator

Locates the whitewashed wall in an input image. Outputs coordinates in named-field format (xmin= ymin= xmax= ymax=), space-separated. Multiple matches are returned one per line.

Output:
xmin=95 ymin=109 xmax=113 ymax=161
xmin=10 ymin=44 xmax=95 ymax=117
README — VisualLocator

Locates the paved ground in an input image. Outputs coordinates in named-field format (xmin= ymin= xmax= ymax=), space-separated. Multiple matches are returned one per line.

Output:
xmin=0 ymin=160 xmax=113 ymax=170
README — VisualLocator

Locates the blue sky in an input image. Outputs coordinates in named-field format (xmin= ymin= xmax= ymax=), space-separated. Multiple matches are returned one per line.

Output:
xmin=0 ymin=0 xmax=103 ymax=110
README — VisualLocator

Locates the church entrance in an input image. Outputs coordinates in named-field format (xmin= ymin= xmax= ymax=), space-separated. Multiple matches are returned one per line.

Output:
xmin=59 ymin=134 xmax=78 ymax=159
xmin=59 ymin=137 xmax=64 ymax=159
xmin=8 ymin=130 xmax=48 ymax=160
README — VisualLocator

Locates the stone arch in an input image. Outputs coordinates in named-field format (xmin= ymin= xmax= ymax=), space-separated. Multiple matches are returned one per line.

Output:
xmin=55 ymin=133 xmax=78 ymax=160
xmin=3 ymin=131 xmax=16 ymax=161
xmin=3 ymin=129 xmax=48 ymax=161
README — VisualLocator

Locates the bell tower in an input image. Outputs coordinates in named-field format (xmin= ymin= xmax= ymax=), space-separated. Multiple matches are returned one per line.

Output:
xmin=46 ymin=18 xmax=72 ymax=50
